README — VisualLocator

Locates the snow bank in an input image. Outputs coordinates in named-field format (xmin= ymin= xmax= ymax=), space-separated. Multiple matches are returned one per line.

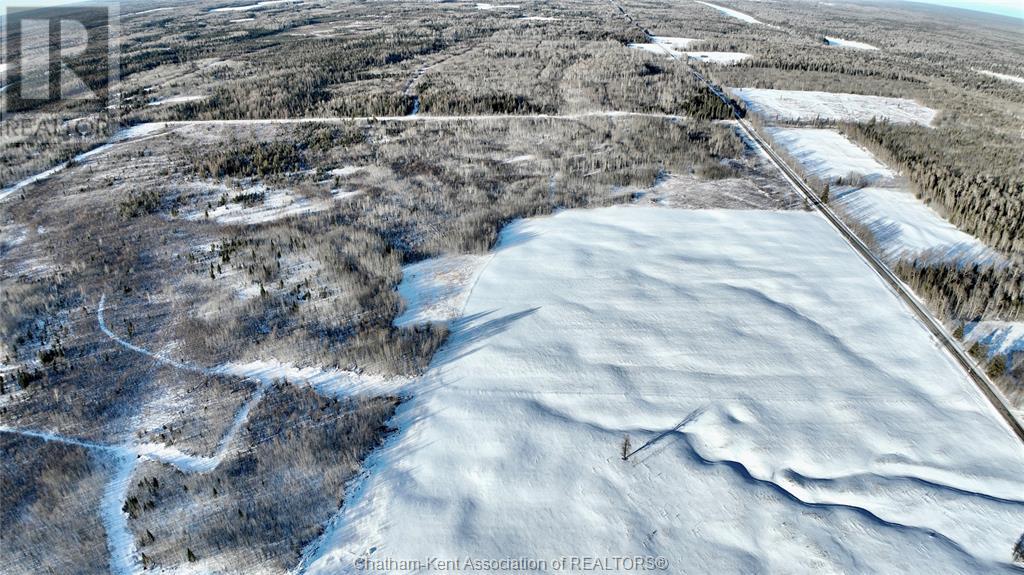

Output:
xmin=304 ymin=207 xmax=1024 ymax=575
xmin=696 ymin=1 xmax=762 ymax=24
xmin=766 ymin=127 xmax=894 ymax=183
xmin=393 ymin=254 xmax=490 ymax=327
xmin=733 ymin=88 xmax=937 ymax=126
xmin=824 ymin=36 xmax=879 ymax=50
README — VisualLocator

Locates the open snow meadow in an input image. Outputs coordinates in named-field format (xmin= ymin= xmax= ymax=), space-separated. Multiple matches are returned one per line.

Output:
xmin=304 ymin=207 xmax=1024 ymax=574
xmin=731 ymin=88 xmax=938 ymax=126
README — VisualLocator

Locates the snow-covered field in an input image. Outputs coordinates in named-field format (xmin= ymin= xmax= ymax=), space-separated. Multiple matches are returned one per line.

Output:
xmin=766 ymin=127 xmax=894 ymax=183
xmin=393 ymin=255 xmax=490 ymax=327
xmin=835 ymin=186 xmax=993 ymax=261
xmin=629 ymin=37 xmax=749 ymax=65
xmin=303 ymin=207 xmax=1024 ymax=574
xmin=733 ymin=88 xmax=937 ymax=126
xmin=209 ymin=0 xmax=300 ymax=12
xmin=766 ymin=127 xmax=990 ymax=260
xmin=976 ymin=69 xmax=1024 ymax=85
xmin=696 ymin=1 xmax=762 ymax=23
xmin=686 ymin=51 xmax=750 ymax=65
xmin=824 ymin=36 xmax=879 ymax=50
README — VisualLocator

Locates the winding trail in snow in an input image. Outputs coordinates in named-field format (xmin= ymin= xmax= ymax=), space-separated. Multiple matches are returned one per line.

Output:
xmin=1 ymin=294 xmax=274 ymax=575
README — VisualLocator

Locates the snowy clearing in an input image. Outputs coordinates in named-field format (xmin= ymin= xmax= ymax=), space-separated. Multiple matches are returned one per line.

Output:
xmin=475 ymin=3 xmax=520 ymax=10
xmin=824 ymin=36 xmax=879 ymax=50
xmin=328 ymin=166 xmax=364 ymax=177
xmin=834 ymin=186 xmax=994 ymax=261
xmin=976 ymin=69 xmax=1024 ymax=85
xmin=303 ymin=206 xmax=1024 ymax=575
xmin=215 ymin=360 xmax=410 ymax=399
xmin=393 ymin=254 xmax=490 ymax=327
xmin=184 ymin=185 xmax=345 ymax=225
xmin=210 ymin=0 xmax=300 ymax=12
xmin=146 ymin=95 xmax=206 ymax=107
xmin=765 ymin=127 xmax=991 ymax=260
xmin=766 ymin=127 xmax=894 ymax=183
xmin=732 ymin=88 xmax=937 ymax=126
xmin=695 ymin=1 xmax=762 ymax=24
xmin=628 ymin=36 xmax=699 ymax=58
xmin=686 ymin=51 xmax=750 ymax=65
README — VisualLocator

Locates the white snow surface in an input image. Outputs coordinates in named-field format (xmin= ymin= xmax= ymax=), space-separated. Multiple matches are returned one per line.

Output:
xmin=393 ymin=254 xmax=490 ymax=327
xmin=147 ymin=95 xmax=205 ymax=106
xmin=965 ymin=322 xmax=1024 ymax=357
xmin=210 ymin=0 xmax=300 ymax=12
xmin=732 ymin=88 xmax=937 ymax=126
xmin=976 ymin=69 xmax=1024 ymax=85
xmin=696 ymin=1 xmax=762 ymax=23
xmin=766 ymin=128 xmax=991 ymax=260
xmin=215 ymin=360 xmax=410 ymax=398
xmin=474 ymin=3 xmax=519 ymax=10
xmin=304 ymin=207 xmax=1024 ymax=575
xmin=686 ymin=51 xmax=751 ymax=65
xmin=824 ymin=36 xmax=879 ymax=50
xmin=187 ymin=186 xmax=337 ymax=225
xmin=834 ymin=186 xmax=993 ymax=261
xmin=766 ymin=127 xmax=894 ymax=183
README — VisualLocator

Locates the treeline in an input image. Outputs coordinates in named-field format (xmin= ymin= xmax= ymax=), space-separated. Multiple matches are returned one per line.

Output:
xmin=846 ymin=120 xmax=1024 ymax=260
xmin=892 ymin=260 xmax=1024 ymax=322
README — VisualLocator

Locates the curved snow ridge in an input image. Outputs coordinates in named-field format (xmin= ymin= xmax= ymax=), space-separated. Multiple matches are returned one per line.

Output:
xmin=683 ymin=407 xmax=1024 ymax=567
xmin=678 ymin=428 xmax=1005 ymax=572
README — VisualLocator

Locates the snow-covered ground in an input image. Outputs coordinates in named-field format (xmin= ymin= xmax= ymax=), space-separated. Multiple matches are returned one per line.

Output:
xmin=185 ymin=185 xmax=350 ymax=225
xmin=216 ymin=360 xmax=410 ymax=398
xmin=147 ymin=95 xmax=205 ymax=107
xmin=766 ymin=127 xmax=894 ymax=183
xmin=210 ymin=0 xmax=300 ymax=12
xmin=766 ymin=127 xmax=991 ymax=260
xmin=475 ymin=3 xmax=519 ymax=10
xmin=976 ymin=69 xmax=1024 ymax=85
xmin=835 ymin=186 xmax=993 ymax=261
xmin=686 ymin=51 xmax=750 ymax=65
xmin=695 ymin=1 xmax=762 ymax=23
xmin=965 ymin=322 xmax=1024 ymax=357
xmin=629 ymin=37 xmax=748 ymax=65
xmin=302 ymin=206 xmax=1024 ymax=575
xmin=393 ymin=254 xmax=490 ymax=327
xmin=824 ymin=36 xmax=879 ymax=50
xmin=732 ymin=88 xmax=937 ymax=126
